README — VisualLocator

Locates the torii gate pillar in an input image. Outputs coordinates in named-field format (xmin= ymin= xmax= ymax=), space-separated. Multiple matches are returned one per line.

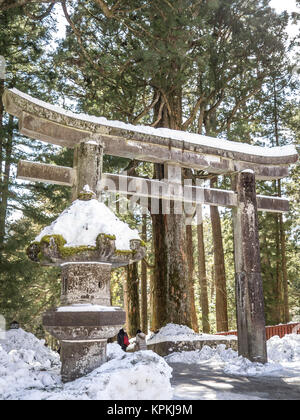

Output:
xmin=72 ymin=139 xmax=104 ymax=200
xmin=233 ymin=170 xmax=267 ymax=363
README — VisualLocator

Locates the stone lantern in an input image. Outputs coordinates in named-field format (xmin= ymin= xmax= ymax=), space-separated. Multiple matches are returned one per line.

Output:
xmin=10 ymin=321 xmax=19 ymax=330
xmin=27 ymin=189 xmax=146 ymax=382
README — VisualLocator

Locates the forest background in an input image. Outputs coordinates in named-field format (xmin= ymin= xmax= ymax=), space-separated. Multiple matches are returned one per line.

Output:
xmin=0 ymin=0 xmax=299 ymax=340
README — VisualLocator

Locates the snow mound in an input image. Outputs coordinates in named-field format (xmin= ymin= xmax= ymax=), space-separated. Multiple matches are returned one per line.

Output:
xmin=267 ymin=334 xmax=300 ymax=363
xmin=57 ymin=350 xmax=173 ymax=401
xmin=165 ymin=344 xmax=283 ymax=377
xmin=0 ymin=329 xmax=61 ymax=400
xmin=147 ymin=323 xmax=237 ymax=345
xmin=35 ymin=199 xmax=140 ymax=251
xmin=166 ymin=344 xmax=236 ymax=365
xmin=223 ymin=355 xmax=283 ymax=377
xmin=165 ymin=334 xmax=300 ymax=378
xmin=107 ymin=342 xmax=127 ymax=360
xmin=1 ymin=329 xmax=60 ymax=368
xmin=0 ymin=329 xmax=173 ymax=400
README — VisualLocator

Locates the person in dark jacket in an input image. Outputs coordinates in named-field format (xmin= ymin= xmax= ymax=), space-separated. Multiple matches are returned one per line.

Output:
xmin=117 ymin=328 xmax=130 ymax=351
xmin=135 ymin=329 xmax=147 ymax=351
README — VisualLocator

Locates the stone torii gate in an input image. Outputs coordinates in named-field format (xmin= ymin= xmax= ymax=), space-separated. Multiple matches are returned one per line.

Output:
xmin=3 ymin=88 xmax=298 ymax=365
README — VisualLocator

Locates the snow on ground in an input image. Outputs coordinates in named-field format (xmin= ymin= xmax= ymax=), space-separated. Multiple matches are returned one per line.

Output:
xmin=0 ymin=329 xmax=173 ymax=400
xmin=147 ymin=323 xmax=237 ymax=345
xmin=54 ymin=348 xmax=173 ymax=401
xmin=1 ymin=327 xmax=299 ymax=400
xmin=35 ymin=198 xmax=140 ymax=251
xmin=165 ymin=334 xmax=300 ymax=379
xmin=0 ymin=329 xmax=61 ymax=399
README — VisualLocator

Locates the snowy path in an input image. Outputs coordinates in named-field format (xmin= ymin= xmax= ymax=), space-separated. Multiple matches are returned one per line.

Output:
xmin=170 ymin=363 xmax=300 ymax=400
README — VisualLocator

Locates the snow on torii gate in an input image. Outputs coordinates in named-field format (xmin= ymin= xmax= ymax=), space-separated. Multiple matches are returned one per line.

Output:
xmin=3 ymin=88 xmax=298 ymax=364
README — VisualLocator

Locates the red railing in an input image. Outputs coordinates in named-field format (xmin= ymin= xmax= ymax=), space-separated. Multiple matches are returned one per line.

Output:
xmin=217 ymin=323 xmax=300 ymax=340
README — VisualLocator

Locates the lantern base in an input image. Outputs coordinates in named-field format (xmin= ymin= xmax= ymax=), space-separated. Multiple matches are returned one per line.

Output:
xmin=60 ymin=338 xmax=107 ymax=383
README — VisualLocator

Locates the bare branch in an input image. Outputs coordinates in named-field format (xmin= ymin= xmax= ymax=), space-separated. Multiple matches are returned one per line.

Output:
xmin=24 ymin=0 xmax=55 ymax=20
xmin=123 ymin=159 xmax=140 ymax=177
xmin=205 ymin=89 xmax=225 ymax=118
xmin=93 ymin=0 xmax=115 ymax=18
xmin=132 ymin=92 xmax=160 ymax=125
xmin=182 ymin=94 xmax=205 ymax=131
xmin=197 ymin=106 xmax=205 ymax=134
xmin=225 ymin=85 xmax=262 ymax=132
xmin=142 ymin=257 xmax=155 ymax=269
xmin=158 ymin=89 xmax=172 ymax=118
xmin=151 ymin=97 xmax=165 ymax=127
xmin=0 ymin=0 xmax=57 ymax=12
xmin=110 ymin=0 xmax=124 ymax=13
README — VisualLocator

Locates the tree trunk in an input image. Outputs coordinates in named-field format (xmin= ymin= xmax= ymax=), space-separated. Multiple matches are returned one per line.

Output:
xmin=210 ymin=265 xmax=215 ymax=303
xmin=272 ymin=78 xmax=289 ymax=323
xmin=278 ymin=179 xmax=290 ymax=323
xmin=151 ymin=94 xmax=191 ymax=329
xmin=123 ymin=270 xmax=129 ymax=332
xmin=0 ymin=78 xmax=5 ymax=252
xmin=279 ymin=214 xmax=289 ymax=323
xmin=149 ymin=267 xmax=155 ymax=331
xmin=186 ymin=223 xmax=199 ymax=332
xmin=0 ymin=79 xmax=4 ymax=186
xmin=261 ymin=229 xmax=278 ymax=325
xmin=126 ymin=262 xmax=140 ymax=338
xmin=166 ymin=203 xmax=191 ymax=327
xmin=197 ymin=206 xmax=210 ymax=333
xmin=0 ymin=114 xmax=13 ymax=248
xmin=141 ymin=213 xmax=148 ymax=333
xmin=274 ymin=212 xmax=283 ymax=324
xmin=151 ymin=164 xmax=168 ymax=331
xmin=149 ymin=235 xmax=155 ymax=331
xmin=210 ymin=177 xmax=228 ymax=332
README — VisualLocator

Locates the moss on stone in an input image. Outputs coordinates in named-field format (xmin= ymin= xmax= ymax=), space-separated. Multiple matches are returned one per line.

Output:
xmin=61 ymin=245 xmax=97 ymax=257
xmin=37 ymin=251 xmax=51 ymax=263
xmin=115 ymin=249 xmax=134 ymax=256
xmin=78 ymin=191 xmax=96 ymax=201
xmin=38 ymin=234 xmax=96 ymax=258
xmin=31 ymin=232 xmax=139 ymax=262
xmin=40 ymin=234 xmax=67 ymax=248
xmin=97 ymin=233 xmax=116 ymax=241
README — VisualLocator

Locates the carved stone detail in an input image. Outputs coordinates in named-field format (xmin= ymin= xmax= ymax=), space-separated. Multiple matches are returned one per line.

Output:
xmin=61 ymin=263 xmax=111 ymax=306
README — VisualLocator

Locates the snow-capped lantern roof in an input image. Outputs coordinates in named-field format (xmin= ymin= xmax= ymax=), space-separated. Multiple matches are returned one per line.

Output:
xmin=27 ymin=187 xmax=146 ymax=268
